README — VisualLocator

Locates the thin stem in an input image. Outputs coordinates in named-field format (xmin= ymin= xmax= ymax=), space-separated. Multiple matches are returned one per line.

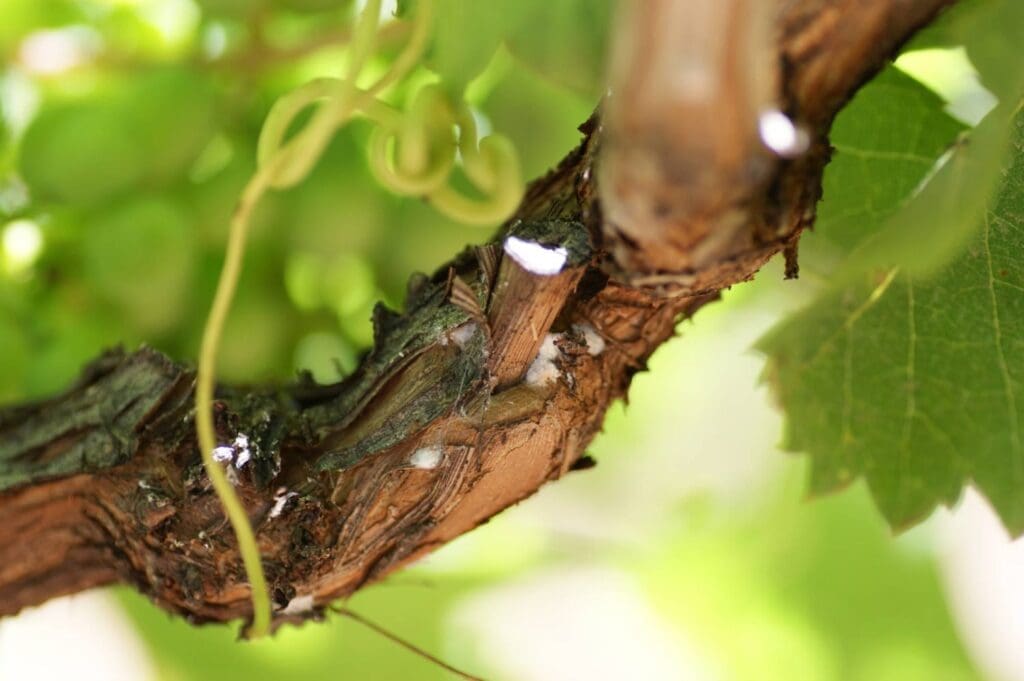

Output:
xmin=367 ymin=0 xmax=436 ymax=96
xmin=193 ymin=0 xmax=419 ymax=639
xmin=194 ymin=171 xmax=273 ymax=638
xmin=344 ymin=0 xmax=382 ymax=89
xmin=334 ymin=606 xmax=487 ymax=681
xmin=194 ymin=0 xmax=520 ymax=639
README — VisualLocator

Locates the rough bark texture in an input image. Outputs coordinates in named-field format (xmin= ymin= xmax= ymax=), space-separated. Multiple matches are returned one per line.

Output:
xmin=0 ymin=0 xmax=953 ymax=627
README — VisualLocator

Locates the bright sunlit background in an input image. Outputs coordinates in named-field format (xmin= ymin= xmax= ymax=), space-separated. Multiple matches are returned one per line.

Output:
xmin=0 ymin=1 xmax=1019 ymax=680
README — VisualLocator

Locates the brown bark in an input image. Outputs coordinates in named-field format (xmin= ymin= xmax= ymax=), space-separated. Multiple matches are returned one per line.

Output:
xmin=0 ymin=0 xmax=954 ymax=627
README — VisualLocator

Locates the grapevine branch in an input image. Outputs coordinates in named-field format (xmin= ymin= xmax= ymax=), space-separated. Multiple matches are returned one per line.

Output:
xmin=0 ymin=0 xmax=953 ymax=628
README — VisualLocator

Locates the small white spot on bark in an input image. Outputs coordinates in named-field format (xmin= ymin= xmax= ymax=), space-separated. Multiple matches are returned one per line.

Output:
xmin=269 ymin=488 xmax=298 ymax=519
xmin=280 ymin=594 xmax=315 ymax=615
xmin=212 ymin=433 xmax=255 ymax=468
xmin=233 ymin=434 xmax=252 ymax=468
xmin=409 ymin=446 xmax=444 ymax=470
xmin=211 ymin=446 xmax=233 ymax=463
xmin=503 ymin=236 xmax=569 ymax=276
xmin=449 ymin=322 xmax=477 ymax=349
xmin=573 ymin=323 xmax=605 ymax=356
xmin=526 ymin=333 xmax=563 ymax=387
xmin=758 ymin=109 xmax=809 ymax=158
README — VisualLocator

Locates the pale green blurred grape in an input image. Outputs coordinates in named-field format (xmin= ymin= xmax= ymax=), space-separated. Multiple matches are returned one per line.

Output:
xmin=20 ymin=101 xmax=149 ymax=204
xmin=19 ymin=68 xmax=220 ymax=204
xmin=284 ymin=250 xmax=380 ymax=348
xmin=293 ymin=331 xmax=356 ymax=380
xmin=323 ymin=252 xmax=375 ymax=315
xmin=83 ymin=196 xmax=195 ymax=335
xmin=216 ymin=286 xmax=294 ymax=382
xmin=124 ymin=69 xmax=220 ymax=185
xmin=283 ymin=251 xmax=323 ymax=310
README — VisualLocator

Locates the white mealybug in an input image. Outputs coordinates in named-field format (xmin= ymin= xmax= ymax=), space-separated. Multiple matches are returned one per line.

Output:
xmin=211 ymin=432 xmax=254 ymax=468
xmin=526 ymin=333 xmax=563 ymax=387
xmin=409 ymin=446 xmax=444 ymax=470
xmin=573 ymin=323 xmax=606 ymax=356
xmin=503 ymin=236 xmax=569 ymax=276
xmin=449 ymin=322 xmax=477 ymax=348
xmin=233 ymin=433 xmax=252 ymax=468
xmin=268 ymin=488 xmax=298 ymax=519
xmin=280 ymin=594 xmax=315 ymax=615
xmin=211 ymin=446 xmax=233 ymax=463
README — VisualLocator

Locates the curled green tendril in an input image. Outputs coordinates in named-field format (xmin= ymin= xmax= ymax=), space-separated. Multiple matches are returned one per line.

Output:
xmin=432 ymin=135 xmax=523 ymax=224
xmin=196 ymin=0 xmax=523 ymax=639
xmin=367 ymin=85 xmax=524 ymax=225
xmin=367 ymin=85 xmax=456 ymax=194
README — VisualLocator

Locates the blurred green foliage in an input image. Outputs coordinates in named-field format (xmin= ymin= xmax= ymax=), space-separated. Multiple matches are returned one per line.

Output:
xmin=0 ymin=0 xmax=599 ymax=398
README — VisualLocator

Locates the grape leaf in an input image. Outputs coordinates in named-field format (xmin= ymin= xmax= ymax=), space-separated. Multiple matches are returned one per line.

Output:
xmin=19 ymin=101 xmax=149 ymax=205
xmin=812 ymin=67 xmax=966 ymax=254
xmin=121 ymin=68 xmax=219 ymax=184
xmin=760 ymin=104 xmax=1024 ymax=532
xmin=82 ymin=196 xmax=195 ymax=334
xmin=834 ymin=0 xmax=1024 ymax=278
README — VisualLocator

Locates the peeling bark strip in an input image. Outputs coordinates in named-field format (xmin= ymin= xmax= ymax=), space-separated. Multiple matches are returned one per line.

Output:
xmin=0 ymin=0 xmax=953 ymax=625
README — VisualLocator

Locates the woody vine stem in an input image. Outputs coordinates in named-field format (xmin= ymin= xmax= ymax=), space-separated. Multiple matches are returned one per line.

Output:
xmin=194 ymin=0 xmax=525 ymax=637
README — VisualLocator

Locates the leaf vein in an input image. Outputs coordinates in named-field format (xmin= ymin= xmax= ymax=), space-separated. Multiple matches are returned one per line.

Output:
xmin=983 ymin=212 xmax=1023 ymax=475
xmin=899 ymin=278 xmax=917 ymax=493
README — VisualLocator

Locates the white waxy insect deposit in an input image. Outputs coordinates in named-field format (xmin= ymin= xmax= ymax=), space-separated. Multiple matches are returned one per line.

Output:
xmin=233 ymin=434 xmax=252 ymax=468
xmin=268 ymin=488 xmax=298 ymax=519
xmin=573 ymin=323 xmax=606 ymax=356
xmin=526 ymin=333 xmax=563 ymax=387
xmin=211 ymin=433 xmax=253 ymax=467
xmin=280 ymin=594 xmax=315 ymax=615
xmin=211 ymin=446 xmax=233 ymax=463
xmin=409 ymin=446 xmax=444 ymax=470
xmin=449 ymin=322 xmax=477 ymax=348
xmin=758 ymin=109 xmax=810 ymax=158
xmin=503 ymin=236 xmax=569 ymax=276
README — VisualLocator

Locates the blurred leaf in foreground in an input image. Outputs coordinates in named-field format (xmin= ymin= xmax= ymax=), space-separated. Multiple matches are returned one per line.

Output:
xmin=810 ymin=67 xmax=966 ymax=255
xmin=834 ymin=0 xmax=1024 ymax=278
